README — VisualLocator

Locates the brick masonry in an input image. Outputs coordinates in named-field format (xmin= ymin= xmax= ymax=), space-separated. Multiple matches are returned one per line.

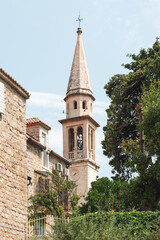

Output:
xmin=27 ymin=124 xmax=40 ymax=141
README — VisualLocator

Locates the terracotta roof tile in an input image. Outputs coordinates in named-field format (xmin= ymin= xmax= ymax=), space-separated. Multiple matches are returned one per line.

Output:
xmin=0 ymin=68 xmax=30 ymax=99
xmin=27 ymin=117 xmax=51 ymax=130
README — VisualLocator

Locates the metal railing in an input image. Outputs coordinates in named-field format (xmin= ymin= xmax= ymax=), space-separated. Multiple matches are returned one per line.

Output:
xmin=26 ymin=216 xmax=70 ymax=239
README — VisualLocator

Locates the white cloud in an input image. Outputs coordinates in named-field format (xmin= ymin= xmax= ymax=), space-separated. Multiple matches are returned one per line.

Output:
xmin=27 ymin=92 xmax=110 ymax=117
xmin=28 ymin=92 xmax=65 ymax=109
xmin=94 ymin=99 xmax=110 ymax=116
xmin=27 ymin=91 xmax=111 ymax=178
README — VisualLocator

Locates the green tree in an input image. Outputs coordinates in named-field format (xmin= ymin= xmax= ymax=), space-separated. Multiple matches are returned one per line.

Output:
xmin=102 ymin=38 xmax=160 ymax=180
xmin=121 ymin=81 xmax=160 ymax=210
xmin=28 ymin=171 xmax=80 ymax=219
xmin=141 ymin=80 xmax=160 ymax=156
xmin=79 ymin=177 xmax=132 ymax=214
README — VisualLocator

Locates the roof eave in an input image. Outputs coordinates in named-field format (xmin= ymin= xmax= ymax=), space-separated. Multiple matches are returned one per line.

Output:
xmin=27 ymin=136 xmax=46 ymax=150
xmin=0 ymin=68 xmax=30 ymax=99
xmin=50 ymin=150 xmax=70 ymax=164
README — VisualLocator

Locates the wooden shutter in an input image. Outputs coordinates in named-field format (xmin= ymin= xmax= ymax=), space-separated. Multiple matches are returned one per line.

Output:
xmin=38 ymin=177 xmax=45 ymax=193
xmin=0 ymin=82 xmax=5 ymax=114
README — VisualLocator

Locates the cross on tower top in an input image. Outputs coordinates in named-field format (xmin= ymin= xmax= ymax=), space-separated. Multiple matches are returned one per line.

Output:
xmin=76 ymin=13 xmax=83 ymax=28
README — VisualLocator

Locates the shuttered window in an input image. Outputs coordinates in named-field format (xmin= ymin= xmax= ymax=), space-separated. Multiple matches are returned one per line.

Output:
xmin=0 ymin=82 xmax=5 ymax=114
xmin=42 ymin=150 xmax=49 ymax=169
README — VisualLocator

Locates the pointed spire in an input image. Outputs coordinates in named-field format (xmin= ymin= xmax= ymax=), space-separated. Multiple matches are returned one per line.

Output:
xmin=66 ymin=28 xmax=93 ymax=98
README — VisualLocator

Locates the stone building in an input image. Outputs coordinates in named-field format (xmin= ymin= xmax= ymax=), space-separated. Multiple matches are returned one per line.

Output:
xmin=59 ymin=27 xmax=100 ymax=203
xmin=26 ymin=117 xmax=70 ymax=236
xmin=26 ymin=117 xmax=69 ymax=199
xmin=0 ymin=70 xmax=69 ymax=239
xmin=0 ymin=68 xmax=30 ymax=240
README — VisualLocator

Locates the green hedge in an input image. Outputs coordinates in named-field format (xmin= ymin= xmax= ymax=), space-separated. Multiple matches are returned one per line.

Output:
xmin=47 ymin=211 xmax=160 ymax=240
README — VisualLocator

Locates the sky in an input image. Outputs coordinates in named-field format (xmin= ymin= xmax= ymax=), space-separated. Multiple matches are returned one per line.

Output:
xmin=0 ymin=0 xmax=160 ymax=178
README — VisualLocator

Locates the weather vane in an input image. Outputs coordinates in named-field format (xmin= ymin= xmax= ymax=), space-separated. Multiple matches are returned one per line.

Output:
xmin=76 ymin=13 xmax=83 ymax=28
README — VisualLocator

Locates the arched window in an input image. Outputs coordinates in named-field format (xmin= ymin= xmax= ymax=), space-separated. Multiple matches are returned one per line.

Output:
xmin=67 ymin=103 xmax=69 ymax=114
xmin=90 ymin=103 xmax=92 ymax=112
xmin=77 ymin=127 xmax=83 ymax=150
xmin=74 ymin=101 xmax=77 ymax=109
xmin=82 ymin=101 xmax=86 ymax=109
xmin=88 ymin=127 xmax=93 ymax=150
xmin=69 ymin=128 xmax=74 ymax=152
xmin=91 ymin=130 xmax=93 ymax=149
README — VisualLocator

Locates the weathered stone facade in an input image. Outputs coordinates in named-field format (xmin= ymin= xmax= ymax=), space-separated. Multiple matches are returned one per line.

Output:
xmin=26 ymin=123 xmax=70 ymax=236
xmin=27 ymin=133 xmax=69 ymax=199
xmin=0 ymin=70 xmax=69 ymax=239
xmin=0 ymin=69 xmax=29 ymax=240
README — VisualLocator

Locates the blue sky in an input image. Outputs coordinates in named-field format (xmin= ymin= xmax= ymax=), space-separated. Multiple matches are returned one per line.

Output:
xmin=0 ymin=0 xmax=160 ymax=178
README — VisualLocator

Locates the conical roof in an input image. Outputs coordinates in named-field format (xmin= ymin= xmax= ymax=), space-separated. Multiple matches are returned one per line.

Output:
xmin=66 ymin=28 xmax=93 ymax=98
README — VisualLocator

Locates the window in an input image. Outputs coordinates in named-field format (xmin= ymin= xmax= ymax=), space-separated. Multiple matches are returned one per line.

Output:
xmin=77 ymin=127 xmax=83 ymax=150
xmin=33 ymin=218 xmax=46 ymax=235
xmin=90 ymin=103 xmax=92 ymax=112
xmin=42 ymin=150 xmax=49 ymax=168
xmin=91 ymin=130 xmax=93 ymax=149
xmin=69 ymin=128 xmax=74 ymax=152
xmin=88 ymin=127 xmax=94 ymax=150
xmin=82 ymin=101 xmax=86 ymax=109
xmin=37 ymin=176 xmax=49 ymax=193
xmin=0 ymin=82 xmax=5 ymax=114
xmin=67 ymin=103 xmax=69 ymax=114
xmin=74 ymin=101 xmax=77 ymax=109
xmin=42 ymin=132 xmax=46 ymax=146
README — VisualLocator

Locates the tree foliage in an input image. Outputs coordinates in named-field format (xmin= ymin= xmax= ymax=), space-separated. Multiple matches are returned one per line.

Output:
xmin=102 ymin=38 xmax=160 ymax=180
xmin=79 ymin=177 xmax=132 ymax=213
xmin=79 ymin=176 xmax=160 ymax=212
xmin=141 ymin=80 xmax=160 ymax=156
xmin=28 ymin=171 xmax=80 ymax=219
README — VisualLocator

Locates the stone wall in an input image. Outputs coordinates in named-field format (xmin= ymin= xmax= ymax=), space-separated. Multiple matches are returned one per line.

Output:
xmin=0 ymin=78 xmax=27 ymax=240
xmin=27 ymin=142 xmax=68 ymax=200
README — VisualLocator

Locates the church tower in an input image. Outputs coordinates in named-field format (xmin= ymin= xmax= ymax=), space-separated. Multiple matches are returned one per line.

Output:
xmin=59 ymin=27 xmax=99 ymax=203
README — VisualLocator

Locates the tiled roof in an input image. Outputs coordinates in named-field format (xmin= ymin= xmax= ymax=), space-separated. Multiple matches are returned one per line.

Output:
xmin=27 ymin=117 xmax=51 ymax=130
xmin=0 ymin=68 xmax=30 ymax=99
xmin=48 ymin=148 xmax=70 ymax=164
xmin=26 ymin=134 xmax=69 ymax=164
xmin=26 ymin=134 xmax=45 ymax=150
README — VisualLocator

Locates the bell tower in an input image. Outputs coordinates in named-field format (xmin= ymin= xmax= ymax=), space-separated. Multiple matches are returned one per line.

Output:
xmin=59 ymin=27 xmax=99 ymax=203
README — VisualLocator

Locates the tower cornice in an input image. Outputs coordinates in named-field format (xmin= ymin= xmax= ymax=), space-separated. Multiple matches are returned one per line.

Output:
xmin=64 ymin=92 xmax=95 ymax=102
xmin=69 ymin=159 xmax=100 ymax=169
xmin=59 ymin=115 xmax=100 ymax=128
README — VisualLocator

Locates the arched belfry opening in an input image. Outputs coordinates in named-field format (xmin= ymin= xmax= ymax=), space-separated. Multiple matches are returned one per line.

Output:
xmin=77 ymin=127 xmax=83 ymax=150
xmin=74 ymin=101 xmax=77 ymax=109
xmin=82 ymin=101 xmax=86 ymax=110
xmin=69 ymin=128 xmax=74 ymax=152
xmin=91 ymin=129 xmax=93 ymax=150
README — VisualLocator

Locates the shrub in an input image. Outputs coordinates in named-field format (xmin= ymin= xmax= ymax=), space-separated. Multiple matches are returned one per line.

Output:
xmin=43 ymin=211 xmax=160 ymax=240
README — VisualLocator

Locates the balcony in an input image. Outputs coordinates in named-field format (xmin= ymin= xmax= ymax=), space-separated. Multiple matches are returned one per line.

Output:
xmin=69 ymin=152 xmax=74 ymax=160
xmin=77 ymin=151 xmax=83 ymax=159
